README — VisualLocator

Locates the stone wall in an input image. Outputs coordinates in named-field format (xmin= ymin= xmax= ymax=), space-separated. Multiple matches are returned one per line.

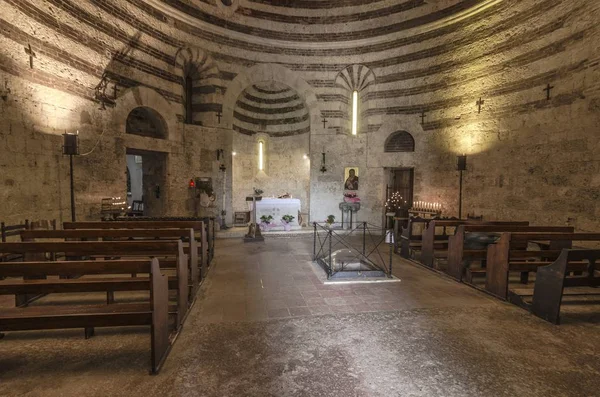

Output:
xmin=232 ymin=132 xmax=310 ymax=215
xmin=0 ymin=0 xmax=599 ymax=231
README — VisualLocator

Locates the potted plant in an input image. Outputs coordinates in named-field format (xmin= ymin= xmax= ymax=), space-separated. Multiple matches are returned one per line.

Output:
xmin=325 ymin=215 xmax=335 ymax=228
xmin=281 ymin=215 xmax=295 ymax=231
xmin=259 ymin=215 xmax=273 ymax=231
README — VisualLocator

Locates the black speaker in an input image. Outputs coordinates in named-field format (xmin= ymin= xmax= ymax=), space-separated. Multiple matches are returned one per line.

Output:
xmin=456 ymin=154 xmax=467 ymax=171
xmin=62 ymin=133 xmax=79 ymax=155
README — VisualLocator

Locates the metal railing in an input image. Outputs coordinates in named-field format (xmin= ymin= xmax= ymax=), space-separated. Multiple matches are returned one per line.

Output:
xmin=313 ymin=222 xmax=394 ymax=279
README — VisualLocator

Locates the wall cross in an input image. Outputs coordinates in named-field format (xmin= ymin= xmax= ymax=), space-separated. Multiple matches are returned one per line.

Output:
xmin=543 ymin=83 xmax=554 ymax=100
xmin=24 ymin=44 xmax=36 ymax=69
xmin=420 ymin=111 xmax=426 ymax=125
xmin=476 ymin=97 xmax=485 ymax=114
xmin=322 ymin=116 xmax=328 ymax=129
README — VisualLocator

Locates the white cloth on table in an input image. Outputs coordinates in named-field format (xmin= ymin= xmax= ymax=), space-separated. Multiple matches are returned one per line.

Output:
xmin=255 ymin=198 xmax=302 ymax=231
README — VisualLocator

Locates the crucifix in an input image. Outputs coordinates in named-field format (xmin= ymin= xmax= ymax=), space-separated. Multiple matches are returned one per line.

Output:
xmin=216 ymin=111 xmax=222 ymax=124
xmin=543 ymin=83 xmax=554 ymax=100
xmin=24 ymin=44 xmax=36 ymax=69
xmin=322 ymin=116 xmax=328 ymax=129
xmin=420 ymin=111 xmax=426 ymax=125
xmin=476 ymin=97 xmax=485 ymax=114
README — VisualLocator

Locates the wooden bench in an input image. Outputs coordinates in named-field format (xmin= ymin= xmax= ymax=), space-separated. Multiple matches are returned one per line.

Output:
xmin=531 ymin=249 xmax=600 ymax=324
xmin=0 ymin=241 xmax=189 ymax=326
xmin=395 ymin=216 xmax=437 ymax=259
xmin=0 ymin=257 xmax=171 ymax=374
xmin=21 ymin=228 xmax=200 ymax=300
xmin=64 ymin=221 xmax=210 ymax=280
xmin=447 ymin=225 xmax=574 ymax=281
xmin=106 ymin=217 xmax=216 ymax=265
xmin=420 ymin=220 xmax=529 ymax=268
xmin=485 ymin=232 xmax=600 ymax=300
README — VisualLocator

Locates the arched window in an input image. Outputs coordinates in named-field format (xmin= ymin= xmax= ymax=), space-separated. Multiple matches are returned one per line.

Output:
xmin=126 ymin=107 xmax=167 ymax=139
xmin=185 ymin=74 xmax=194 ymax=124
xmin=384 ymin=131 xmax=415 ymax=152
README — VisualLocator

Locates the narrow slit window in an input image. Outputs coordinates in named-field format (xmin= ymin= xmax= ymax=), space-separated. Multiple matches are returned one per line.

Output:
xmin=258 ymin=141 xmax=264 ymax=171
xmin=352 ymin=90 xmax=358 ymax=136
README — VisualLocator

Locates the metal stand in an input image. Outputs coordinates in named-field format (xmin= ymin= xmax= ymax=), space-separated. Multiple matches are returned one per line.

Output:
xmin=69 ymin=154 xmax=76 ymax=222
xmin=244 ymin=196 xmax=264 ymax=242
xmin=458 ymin=169 xmax=463 ymax=219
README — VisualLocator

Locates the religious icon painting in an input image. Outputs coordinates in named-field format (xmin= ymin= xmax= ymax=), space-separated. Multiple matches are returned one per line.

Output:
xmin=344 ymin=167 xmax=359 ymax=190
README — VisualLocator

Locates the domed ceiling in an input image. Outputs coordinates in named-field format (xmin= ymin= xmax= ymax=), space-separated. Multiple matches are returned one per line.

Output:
xmin=156 ymin=0 xmax=487 ymax=43
xmin=232 ymin=82 xmax=310 ymax=137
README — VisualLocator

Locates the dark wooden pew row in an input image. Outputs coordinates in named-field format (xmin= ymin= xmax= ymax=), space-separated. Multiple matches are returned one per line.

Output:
xmin=395 ymin=216 xmax=437 ymax=259
xmin=64 ymin=221 xmax=210 ymax=279
xmin=446 ymin=225 xmax=575 ymax=281
xmin=20 ymin=228 xmax=200 ymax=300
xmin=113 ymin=217 xmax=216 ymax=265
xmin=485 ymin=232 xmax=600 ymax=301
xmin=420 ymin=220 xmax=529 ymax=268
xmin=531 ymin=249 xmax=600 ymax=324
xmin=0 ymin=241 xmax=189 ymax=326
xmin=0 ymin=258 xmax=171 ymax=374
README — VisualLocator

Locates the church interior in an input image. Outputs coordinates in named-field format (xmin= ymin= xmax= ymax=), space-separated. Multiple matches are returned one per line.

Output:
xmin=0 ymin=0 xmax=599 ymax=395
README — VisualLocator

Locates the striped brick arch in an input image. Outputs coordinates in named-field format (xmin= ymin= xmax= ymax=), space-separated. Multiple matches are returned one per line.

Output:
xmin=334 ymin=65 xmax=376 ymax=135
xmin=174 ymin=47 xmax=222 ymax=126
xmin=233 ymin=82 xmax=310 ymax=137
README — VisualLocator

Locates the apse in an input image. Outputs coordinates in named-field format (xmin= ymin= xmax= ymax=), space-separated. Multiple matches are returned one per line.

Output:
xmin=231 ymin=81 xmax=311 ymax=217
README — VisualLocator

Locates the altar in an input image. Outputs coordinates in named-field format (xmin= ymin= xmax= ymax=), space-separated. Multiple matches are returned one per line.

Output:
xmin=255 ymin=198 xmax=302 ymax=231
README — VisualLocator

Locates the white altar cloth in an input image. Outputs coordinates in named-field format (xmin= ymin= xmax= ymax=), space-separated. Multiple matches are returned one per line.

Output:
xmin=255 ymin=198 xmax=302 ymax=231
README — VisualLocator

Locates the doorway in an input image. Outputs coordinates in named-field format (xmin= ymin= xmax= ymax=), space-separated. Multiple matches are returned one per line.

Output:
xmin=385 ymin=168 xmax=414 ymax=227
xmin=126 ymin=148 xmax=168 ymax=217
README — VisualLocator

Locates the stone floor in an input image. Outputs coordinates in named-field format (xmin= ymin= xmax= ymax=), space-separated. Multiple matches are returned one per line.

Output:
xmin=1 ymin=237 xmax=599 ymax=396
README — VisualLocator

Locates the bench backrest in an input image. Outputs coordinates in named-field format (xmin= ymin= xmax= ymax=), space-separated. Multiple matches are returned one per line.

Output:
xmin=0 ymin=240 xmax=188 ymax=322
xmin=446 ymin=225 xmax=575 ymax=280
xmin=20 ymin=228 xmax=200 ymax=294
xmin=64 ymin=221 xmax=204 ymax=230
xmin=486 ymin=233 xmax=600 ymax=299
xmin=531 ymin=249 xmax=600 ymax=324
xmin=421 ymin=220 xmax=529 ymax=267
xmin=1 ymin=220 xmax=30 ymax=242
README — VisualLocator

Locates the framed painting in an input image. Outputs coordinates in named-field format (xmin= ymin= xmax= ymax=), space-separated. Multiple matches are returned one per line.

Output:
xmin=344 ymin=167 xmax=359 ymax=190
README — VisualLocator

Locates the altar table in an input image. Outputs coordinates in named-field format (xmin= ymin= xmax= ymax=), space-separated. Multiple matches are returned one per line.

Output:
xmin=255 ymin=198 xmax=302 ymax=231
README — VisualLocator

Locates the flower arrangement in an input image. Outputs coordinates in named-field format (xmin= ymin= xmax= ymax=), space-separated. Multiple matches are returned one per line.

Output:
xmin=281 ymin=215 xmax=295 ymax=224
xmin=253 ymin=187 xmax=264 ymax=196
xmin=281 ymin=214 xmax=295 ymax=231
xmin=260 ymin=215 xmax=273 ymax=224
xmin=326 ymin=215 xmax=335 ymax=225
xmin=344 ymin=192 xmax=361 ymax=203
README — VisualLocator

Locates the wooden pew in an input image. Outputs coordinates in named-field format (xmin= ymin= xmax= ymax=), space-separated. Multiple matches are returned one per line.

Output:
xmin=395 ymin=216 xmax=436 ymax=259
xmin=447 ymin=225 xmax=574 ymax=281
xmin=0 ymin=241 xmax=189 ymax=326
xmin=485 ymin=232 xmax=600 ymax=300
xmin=531 ymin=249 xmax=600 ymax=324
xmin=21 ymin=228 xmax=200 ymax=300
xmin=0 ymin=258 xmax=171 ymax=374
xmin=420 ymin=220 xmax=529 ymax=268
xmin=64 ymin=221 xmax=210 ymax=280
